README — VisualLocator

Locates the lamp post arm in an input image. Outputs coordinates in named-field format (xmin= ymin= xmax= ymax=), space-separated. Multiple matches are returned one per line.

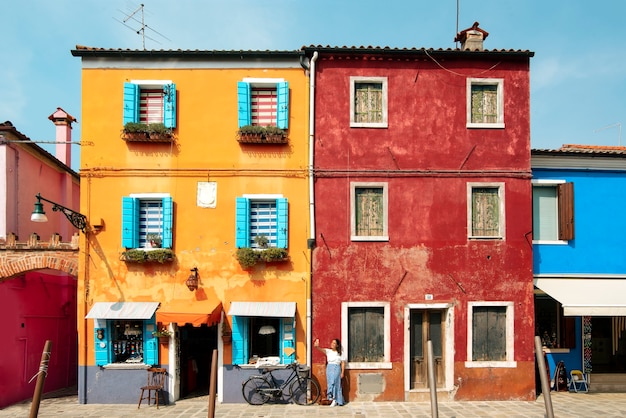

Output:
xmin=36 ymin=194 xmax=87 ymax=233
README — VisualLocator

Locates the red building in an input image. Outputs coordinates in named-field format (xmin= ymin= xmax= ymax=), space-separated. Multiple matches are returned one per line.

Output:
xmin=304 ymin=25 xmax=536 ymax=401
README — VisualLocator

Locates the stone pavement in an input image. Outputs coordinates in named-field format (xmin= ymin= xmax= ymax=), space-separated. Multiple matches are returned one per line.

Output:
xmin=2 ymin=391 xmax=626 ymax=417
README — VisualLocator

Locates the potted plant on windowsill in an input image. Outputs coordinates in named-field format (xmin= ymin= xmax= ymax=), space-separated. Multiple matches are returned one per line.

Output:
xmin=121 ymin=248 xmax=175 ymax=263
xmin=263 ymin=125 xmax=287 ymax=143
xmin=122 ymin=122 xmax=149 ymax=141
xmin=146 ymin=233 xmax=162 ymax=248
xmin=147 ymin=123 xmax=172 ymax=142
xmin=236 ymin=235 xmax=289 ymax=268
xmin=237 ymin=125 xmax=265 ymax=143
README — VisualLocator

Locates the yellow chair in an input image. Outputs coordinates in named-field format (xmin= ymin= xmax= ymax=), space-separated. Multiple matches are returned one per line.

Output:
xmin=568 ymin=369 xmax=588 ymax=393
xmin=138 ymin=367 xmax=167 ymax=408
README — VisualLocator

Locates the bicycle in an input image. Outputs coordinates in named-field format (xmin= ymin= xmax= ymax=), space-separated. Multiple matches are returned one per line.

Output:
xmin=241 ymin=362 xmax=321 ymax=405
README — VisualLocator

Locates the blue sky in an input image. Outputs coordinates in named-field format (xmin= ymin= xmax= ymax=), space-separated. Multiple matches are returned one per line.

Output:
xmin=3 ymin=0 xmax=626 ymax=171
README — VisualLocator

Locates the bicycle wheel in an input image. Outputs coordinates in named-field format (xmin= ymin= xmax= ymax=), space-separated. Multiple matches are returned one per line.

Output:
xmin=289 ymin=376 xmax=321 ymax=406
xmin=242 ymin=376 xmax=272 ymax=405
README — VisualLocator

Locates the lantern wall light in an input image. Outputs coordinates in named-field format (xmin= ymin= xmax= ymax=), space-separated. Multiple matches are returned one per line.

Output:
xmin=186 ymin=267 xmax=199 ymax=291
xmin=31 ymin=193 xmax=87 ymax=233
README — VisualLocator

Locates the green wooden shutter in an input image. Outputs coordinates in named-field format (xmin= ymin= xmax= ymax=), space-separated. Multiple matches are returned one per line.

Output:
xmin=143 ymin=317 xmax=158 ymax=366
xmin=235 ymin=197 xmax=250 ymax=248
xmin=162 ymin=196 xmax=173 ymax=248
xmin=276 ymin=82 xmax=289 ymax=129
xmin=122 ymin=196 xmax=139 ymax=248
xmin=280 ymin=317 xmax=295 ymax=364
xmin=231 ymin=316 xmax=249 ymax=365
xmin=163 ymin=83 xmax=177 ymax=128
xmin=276 ymin=198 xmax=288 ymax=248
xmin=123 ymin=82 xmax=139 ymax=124
xmin=237 ymin=82 xmax=251 ymax=128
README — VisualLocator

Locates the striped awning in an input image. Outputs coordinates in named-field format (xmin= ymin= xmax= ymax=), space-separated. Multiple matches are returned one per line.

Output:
xmin=227 ymin=301 xmax=296 ymax=317
xmin=85 ymin=302 xmax=160 ymax=319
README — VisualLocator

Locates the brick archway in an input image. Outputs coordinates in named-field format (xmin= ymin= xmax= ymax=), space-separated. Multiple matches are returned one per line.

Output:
xmin=0 ymin=233 xmax=79 ymax=281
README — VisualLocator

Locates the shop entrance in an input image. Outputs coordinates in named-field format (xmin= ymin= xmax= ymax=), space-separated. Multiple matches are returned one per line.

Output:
xmin=179 ymin=323 xmax=218 ymax=398
xmin=591 ymin=317 xmax=626 ymax=373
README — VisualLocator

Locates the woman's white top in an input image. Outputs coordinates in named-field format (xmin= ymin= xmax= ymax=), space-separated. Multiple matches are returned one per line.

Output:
xmin=324 ymin=349 xmax=345 ymax=365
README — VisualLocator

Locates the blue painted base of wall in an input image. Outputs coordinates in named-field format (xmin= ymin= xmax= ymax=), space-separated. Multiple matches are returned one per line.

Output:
xmin=222 ymin=365 xmax=293 ymax=403
xmin=78 ymin=365 xmax=169 ymax=404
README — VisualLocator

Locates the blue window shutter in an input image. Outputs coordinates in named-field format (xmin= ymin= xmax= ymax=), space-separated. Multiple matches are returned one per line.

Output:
xmin=276 ymin=198 xmax=288 ymax=249
xmin=162 ymin=197 xmax=173 ymax=248
xmin=280 ymin=318 xmax=295 ymax=364
xmin=94 ymin=324 xmax=110 ymax=366
xmin=143 ymin=318 xmax=158 ymax=366
xmin=122 ymin=196 xmax=139 ymax=248
xmin=237 ymin=82 xmax=251 ymax=128
xmin=231 ymin=316 xmax=249 ymax=365
xmin=163 ymin=83 xmax=177 ymax=129
xmin=235 ymin=197 xmax=250 ymax=248
xmin=277 ymin=82 xmax=289 ymax=129
xmin=123 ymin=82 xmax=139 ymax=124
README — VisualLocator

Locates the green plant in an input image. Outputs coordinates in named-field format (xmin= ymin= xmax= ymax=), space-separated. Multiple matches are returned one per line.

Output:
xmin=121 ymin=249 xmax=147 ymax=262
xmin=147 ymin=122 xmax=170 ymax=134
xmin=236 ymin=247 xmax=260 ymax=268
xmin=238 ymin=125 xmax=265 ymax=135
xmin=254 ymin=234 xmax=269 ymax=249
xmin=123 ymin=122 xmax=149 ymax=133
xmin=260 ymin=247 xmax=289 ymax=262
xmin=121 ymin=248 xmax=174 ymax=263
xmin=146 ymin=249 xmax=174 ymax=263
xmin=146 ymin=233 xmax=162 ymax=248
xmin=264 ymin=125 xmax=285 ymax=136
xmin=152 ymin=327 xmax=172 ymax=337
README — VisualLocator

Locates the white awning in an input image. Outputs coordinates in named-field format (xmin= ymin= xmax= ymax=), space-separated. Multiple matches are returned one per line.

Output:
xmin=85 ymin=302 xmax=160 ymax=319
xmin=535 ymin=278 xmax=626 ymax=316
xmin=227 ymin=301 xmax=296 ymax=317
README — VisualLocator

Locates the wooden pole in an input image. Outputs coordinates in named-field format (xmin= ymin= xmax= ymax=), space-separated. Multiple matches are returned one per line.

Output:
xmin=427 ymin=340 xmax=439 ymax=418
xmin=207 ymin=348 xmax=218 ymax=418
xmin=534 ymin=336 xmax=554 ymax=418
xmin=29 ymin=340 xmax=52 ymax=418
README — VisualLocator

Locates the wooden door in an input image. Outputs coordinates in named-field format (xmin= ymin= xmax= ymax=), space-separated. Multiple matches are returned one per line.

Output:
xmin=410 ymin=310 xmax=444 ymax=389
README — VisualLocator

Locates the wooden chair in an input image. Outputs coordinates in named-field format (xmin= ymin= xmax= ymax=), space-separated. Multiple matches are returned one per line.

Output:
xmin=138 ymin=367 xmax=166 ymax=409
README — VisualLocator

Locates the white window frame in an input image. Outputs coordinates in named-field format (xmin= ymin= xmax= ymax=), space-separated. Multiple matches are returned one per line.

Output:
xmin=350 ymin=182 xmax=389 ymax=241
xmin=467 ymin=182 xmax=505 ymax=240
xmin=466 ymin=301 xmax=516 ymax=368
xmin=466 ymin=78 xmax=504 ymax=129
xmin=350 ymin=76 xmax=388 ymax=128
xmin=531 ymin=179 xmax=568 ymax=245
xmin=342 ymin=301 xmax=392 ymax=370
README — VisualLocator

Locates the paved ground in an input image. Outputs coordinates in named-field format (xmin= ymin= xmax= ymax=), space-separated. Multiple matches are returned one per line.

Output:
xmin=2 ymin=390 xmax=626 ymax=417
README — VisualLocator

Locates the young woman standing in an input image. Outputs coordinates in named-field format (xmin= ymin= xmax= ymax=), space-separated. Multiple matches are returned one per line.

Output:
xmin=314 ymin=338 xmax=345 ymax=406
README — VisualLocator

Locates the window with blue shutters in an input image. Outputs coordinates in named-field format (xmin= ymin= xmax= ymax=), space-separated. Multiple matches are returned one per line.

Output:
xmin=93 ymin=317 xmax=158 ymax=366
xmin=237 ymin=79 xmax=289 ymax=129
xmin=122 ymin=194 xmax=173 ymax=249
xmin=230 ymin=316 xmax=295 ymax=365
xmin=123 ymin=81 xmax=177 ymax=128
xmin=235 ymin=196 xmax=288 ymax=249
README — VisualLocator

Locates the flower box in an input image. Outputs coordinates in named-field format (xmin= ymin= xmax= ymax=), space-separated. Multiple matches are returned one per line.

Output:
xmin=237 ymin=125 xmax=287 ymax=144
xmin=121 ymin=248 xmax=175 ymax=263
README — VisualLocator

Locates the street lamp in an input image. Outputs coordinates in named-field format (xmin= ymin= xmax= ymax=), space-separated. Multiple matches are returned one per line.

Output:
xmin=31 ymin=193 xmax=87 ymax=233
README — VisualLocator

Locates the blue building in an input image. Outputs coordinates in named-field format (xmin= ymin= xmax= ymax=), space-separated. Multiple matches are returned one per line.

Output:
xmin=532 ymin=144 xmax=626 ymax=390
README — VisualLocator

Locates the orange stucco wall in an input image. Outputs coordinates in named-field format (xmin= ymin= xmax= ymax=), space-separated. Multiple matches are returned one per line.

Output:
xmin=77 ymin=61 xmax=310 ymax=368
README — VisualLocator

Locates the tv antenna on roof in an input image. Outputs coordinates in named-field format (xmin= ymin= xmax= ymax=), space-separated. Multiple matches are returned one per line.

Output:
xmin=594 ymin=122 xmax=622 ymax=146
xmin=114 ymin=3 xmax=171 ymax=50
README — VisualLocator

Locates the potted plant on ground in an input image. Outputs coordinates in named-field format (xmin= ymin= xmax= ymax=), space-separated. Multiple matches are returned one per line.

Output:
xmin=122 ymin=122 xmax=149 ymax=141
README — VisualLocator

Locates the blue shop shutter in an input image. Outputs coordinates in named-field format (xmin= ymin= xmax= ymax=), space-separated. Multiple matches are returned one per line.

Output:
xmin=122 ymin=197 xmax=139 ymax=248
xmin=237 ymin=82 xmax=251 ymax=128
xmin=231 ymin=316 xmax=249 ymax=365
xmin=163 ymin=83 xmax=177 ymax=129
xmin=276 ymin=198 xmax=288 ymax=249
xmin=162 ymin=197 xmax=173 ymax=248
xmin=123 ymin=82 xmax=139 ymax=124
xmin=235 ymin=197 xmax=250 ymax=248
xmin=276 ymin=82 xmax=289 ymax=129
xmin=94 ymin=325 xmax=110 ymax=366
xmin=280 ymin=318 xmax=295 ymax=364
xmin=143 ymin=318 xmax=158 ymax=366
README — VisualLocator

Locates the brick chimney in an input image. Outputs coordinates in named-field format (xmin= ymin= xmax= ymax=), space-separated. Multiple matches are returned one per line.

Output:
xmin=455 ymin=22 xmax=489 ymax=51
xmin=48 ymin=107 xmax=77 ymax=167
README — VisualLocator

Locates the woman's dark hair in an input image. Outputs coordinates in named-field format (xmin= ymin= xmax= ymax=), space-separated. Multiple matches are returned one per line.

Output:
xmin=333 ymin=338 xmax=342 ymax=355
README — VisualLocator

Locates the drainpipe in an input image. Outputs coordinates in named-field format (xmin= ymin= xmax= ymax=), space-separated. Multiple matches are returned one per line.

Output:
xmin=306 ymin=52 xmax=318 ymax=369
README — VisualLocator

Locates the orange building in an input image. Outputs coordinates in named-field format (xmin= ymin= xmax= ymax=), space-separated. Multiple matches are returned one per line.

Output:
xmin=72 ymin=47 xmax=311 ymax=404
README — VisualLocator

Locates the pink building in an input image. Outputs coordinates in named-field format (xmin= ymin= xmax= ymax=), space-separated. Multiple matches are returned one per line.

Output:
xmin=0 ymin=109 xmax=80 ymax=407
xmin=304 ymin=25 xmax=536 ymax=401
